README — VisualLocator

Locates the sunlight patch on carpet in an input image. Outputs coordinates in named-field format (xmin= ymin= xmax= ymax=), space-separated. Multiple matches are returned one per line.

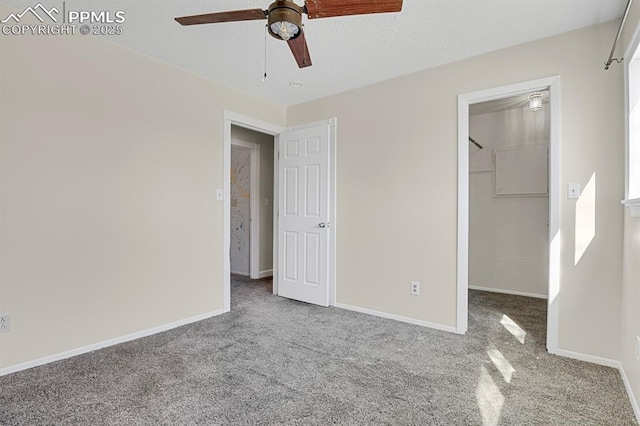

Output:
xmin=487 ymin=348 xmax=516 ymax=383
xmin=500 ymin=314 xmax=526 ymax=344
xmin=476 ymin=365 xmax=504 ymax=426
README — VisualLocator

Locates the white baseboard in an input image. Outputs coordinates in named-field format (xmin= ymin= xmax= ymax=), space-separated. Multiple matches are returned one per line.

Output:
xmin=619 ymin=362 xmax=640 ymax=422
xmin=336 ymin=303 xmax=457 ymax=334
xmin=230 ymin=270 xmax=249 ymax=276
xmin=257 ymin=269 xmax=273 ymax=279
xmin=556 ymin=348 xmax=619 ymax=368
xmin=469 ymin=285 xmax=547 ymax=299
xmin=0 ymin=309 xmax=225 ymax=377
xmin=553 ymin=349 xmax=640 ymax=422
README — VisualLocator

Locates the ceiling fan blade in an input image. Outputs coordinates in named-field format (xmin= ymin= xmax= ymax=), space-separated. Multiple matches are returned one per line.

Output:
xmin=304 ymin=0 xmax=403 ymax=19
xmin=175 ymin=9 xmax=266 ymax=26
xmin=288 ymin=30 xmax=312 ymax=68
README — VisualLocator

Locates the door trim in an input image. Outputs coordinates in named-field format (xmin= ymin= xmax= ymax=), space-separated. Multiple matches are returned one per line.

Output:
xmin=223 ymin=112 xmax=337 ymax=311
xmin=230 ymin=140 xmax=261 ymax=279
xmin=224 ymin=111 xmax=285 ymax=312
xmin=456 ymin=76 xmax=560 ymax=354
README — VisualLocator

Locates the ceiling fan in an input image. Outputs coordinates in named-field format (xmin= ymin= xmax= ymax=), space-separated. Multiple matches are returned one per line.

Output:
xmin=175 ymin=0 xmax=404 ymax=69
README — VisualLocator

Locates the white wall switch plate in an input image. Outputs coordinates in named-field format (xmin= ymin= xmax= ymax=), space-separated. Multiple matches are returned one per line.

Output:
xmin=410 ymin=281 xmax=420 ymax=296
xmin=216 ymin=189 xmax=223 ymax=201
xmin=636 ymin=336 xmax=640 ymax=362
xmin=265 ymin=198 xmax=270 ymax=206
xmin=568 ymin=183 xmax=581 ymax=199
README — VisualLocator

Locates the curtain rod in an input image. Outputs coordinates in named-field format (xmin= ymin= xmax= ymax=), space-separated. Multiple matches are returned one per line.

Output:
xmin=605 ymin=0 xmax=633 ymax=70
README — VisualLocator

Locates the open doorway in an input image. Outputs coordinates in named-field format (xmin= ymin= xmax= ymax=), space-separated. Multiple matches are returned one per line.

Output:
xmin=230 ymin=126 xmax=275 ymax=280
xmin=229 ymin=125 xmax=276 ymax=304
xmin=457 ymin=77 xmax=560 ymax=354
xmin=223 ymin=113 xmax=284 ymax=312
xmin=223 ymin=112 xmax=337 ymax=313
xmin=468 ymin=92 xmax=549 ymax=299
xmin=467 ymin=91 xmax=550 ymax=354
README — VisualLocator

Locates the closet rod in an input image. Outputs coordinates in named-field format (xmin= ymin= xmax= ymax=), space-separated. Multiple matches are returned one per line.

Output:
xmin=469 ymin=136 xmax=483 ymax=150
xmin=605 ymin=0 xmax=633 ymax=70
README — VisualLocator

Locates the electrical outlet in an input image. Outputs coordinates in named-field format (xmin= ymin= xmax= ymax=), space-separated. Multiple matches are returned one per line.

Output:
xmin=410 ymin=281 xmax=420 ymax=296
xmin=0 ymin=315 xmax=10 ymax=333
xmin=636 ymin=336 xmax=640 ymax=363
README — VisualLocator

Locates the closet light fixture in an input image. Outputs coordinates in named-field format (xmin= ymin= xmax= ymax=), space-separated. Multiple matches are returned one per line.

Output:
xmin=529 ymin=92 xmax=543 ymax=111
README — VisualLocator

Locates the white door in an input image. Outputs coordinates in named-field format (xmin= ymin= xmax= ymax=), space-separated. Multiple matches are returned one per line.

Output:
xmin=277 ymin=124 xmax=330 ymax=306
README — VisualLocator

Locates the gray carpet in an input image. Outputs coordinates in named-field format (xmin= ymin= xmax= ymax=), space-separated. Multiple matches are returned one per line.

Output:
xmin=0 ymin=276 xmax=636 ymax=425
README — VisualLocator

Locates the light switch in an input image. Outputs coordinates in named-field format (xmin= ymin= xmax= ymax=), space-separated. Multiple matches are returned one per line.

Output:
xmin=265 ymin=198 xmax=270 ymax=206
xmin=568 ymin=183 xmax=581 ymax=199
xmin=216 ymin=189 xmax=223 ymax=201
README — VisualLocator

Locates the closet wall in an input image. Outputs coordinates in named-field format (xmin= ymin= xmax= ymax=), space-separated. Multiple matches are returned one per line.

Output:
xmin=469 ymin=105 xmax=550 ymax=297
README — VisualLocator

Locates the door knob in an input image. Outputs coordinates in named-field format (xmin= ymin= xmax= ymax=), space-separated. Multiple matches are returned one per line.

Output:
xmin=318 ymin=222 xmax=327 ymax=228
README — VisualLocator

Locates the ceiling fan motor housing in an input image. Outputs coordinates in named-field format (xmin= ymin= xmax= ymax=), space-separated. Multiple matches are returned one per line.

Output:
xmin=267 ymin=0 xmax=303 ymax=40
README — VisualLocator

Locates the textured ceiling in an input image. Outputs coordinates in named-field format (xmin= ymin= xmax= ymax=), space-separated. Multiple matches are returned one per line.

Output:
xmin=1 ymin=0 xmax=627 ymax=106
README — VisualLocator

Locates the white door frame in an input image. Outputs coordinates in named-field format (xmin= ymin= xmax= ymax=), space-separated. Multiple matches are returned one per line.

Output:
xmin=223 ymin=111 xmax=337 ymax=312
xmin=456 ymin=76 xmax=560 ymax=354
xmin=224 ymin=111 xmax=285 ymax=312
xmin=230 ymin=140 xmax=261 ymax=279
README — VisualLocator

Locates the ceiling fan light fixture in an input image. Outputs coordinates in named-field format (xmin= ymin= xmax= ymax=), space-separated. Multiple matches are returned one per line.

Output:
xmin=270 ymin=20 xmax=299 ymax=41
xmin=267 ymin=1 xmax=303 ymax=41
xmin=529 ymin=92 xmax=543 ymax=111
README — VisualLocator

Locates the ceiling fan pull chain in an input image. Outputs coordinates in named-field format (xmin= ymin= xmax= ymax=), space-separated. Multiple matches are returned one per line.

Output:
xmin=262 ymin=24 xmax=268 ymax=81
